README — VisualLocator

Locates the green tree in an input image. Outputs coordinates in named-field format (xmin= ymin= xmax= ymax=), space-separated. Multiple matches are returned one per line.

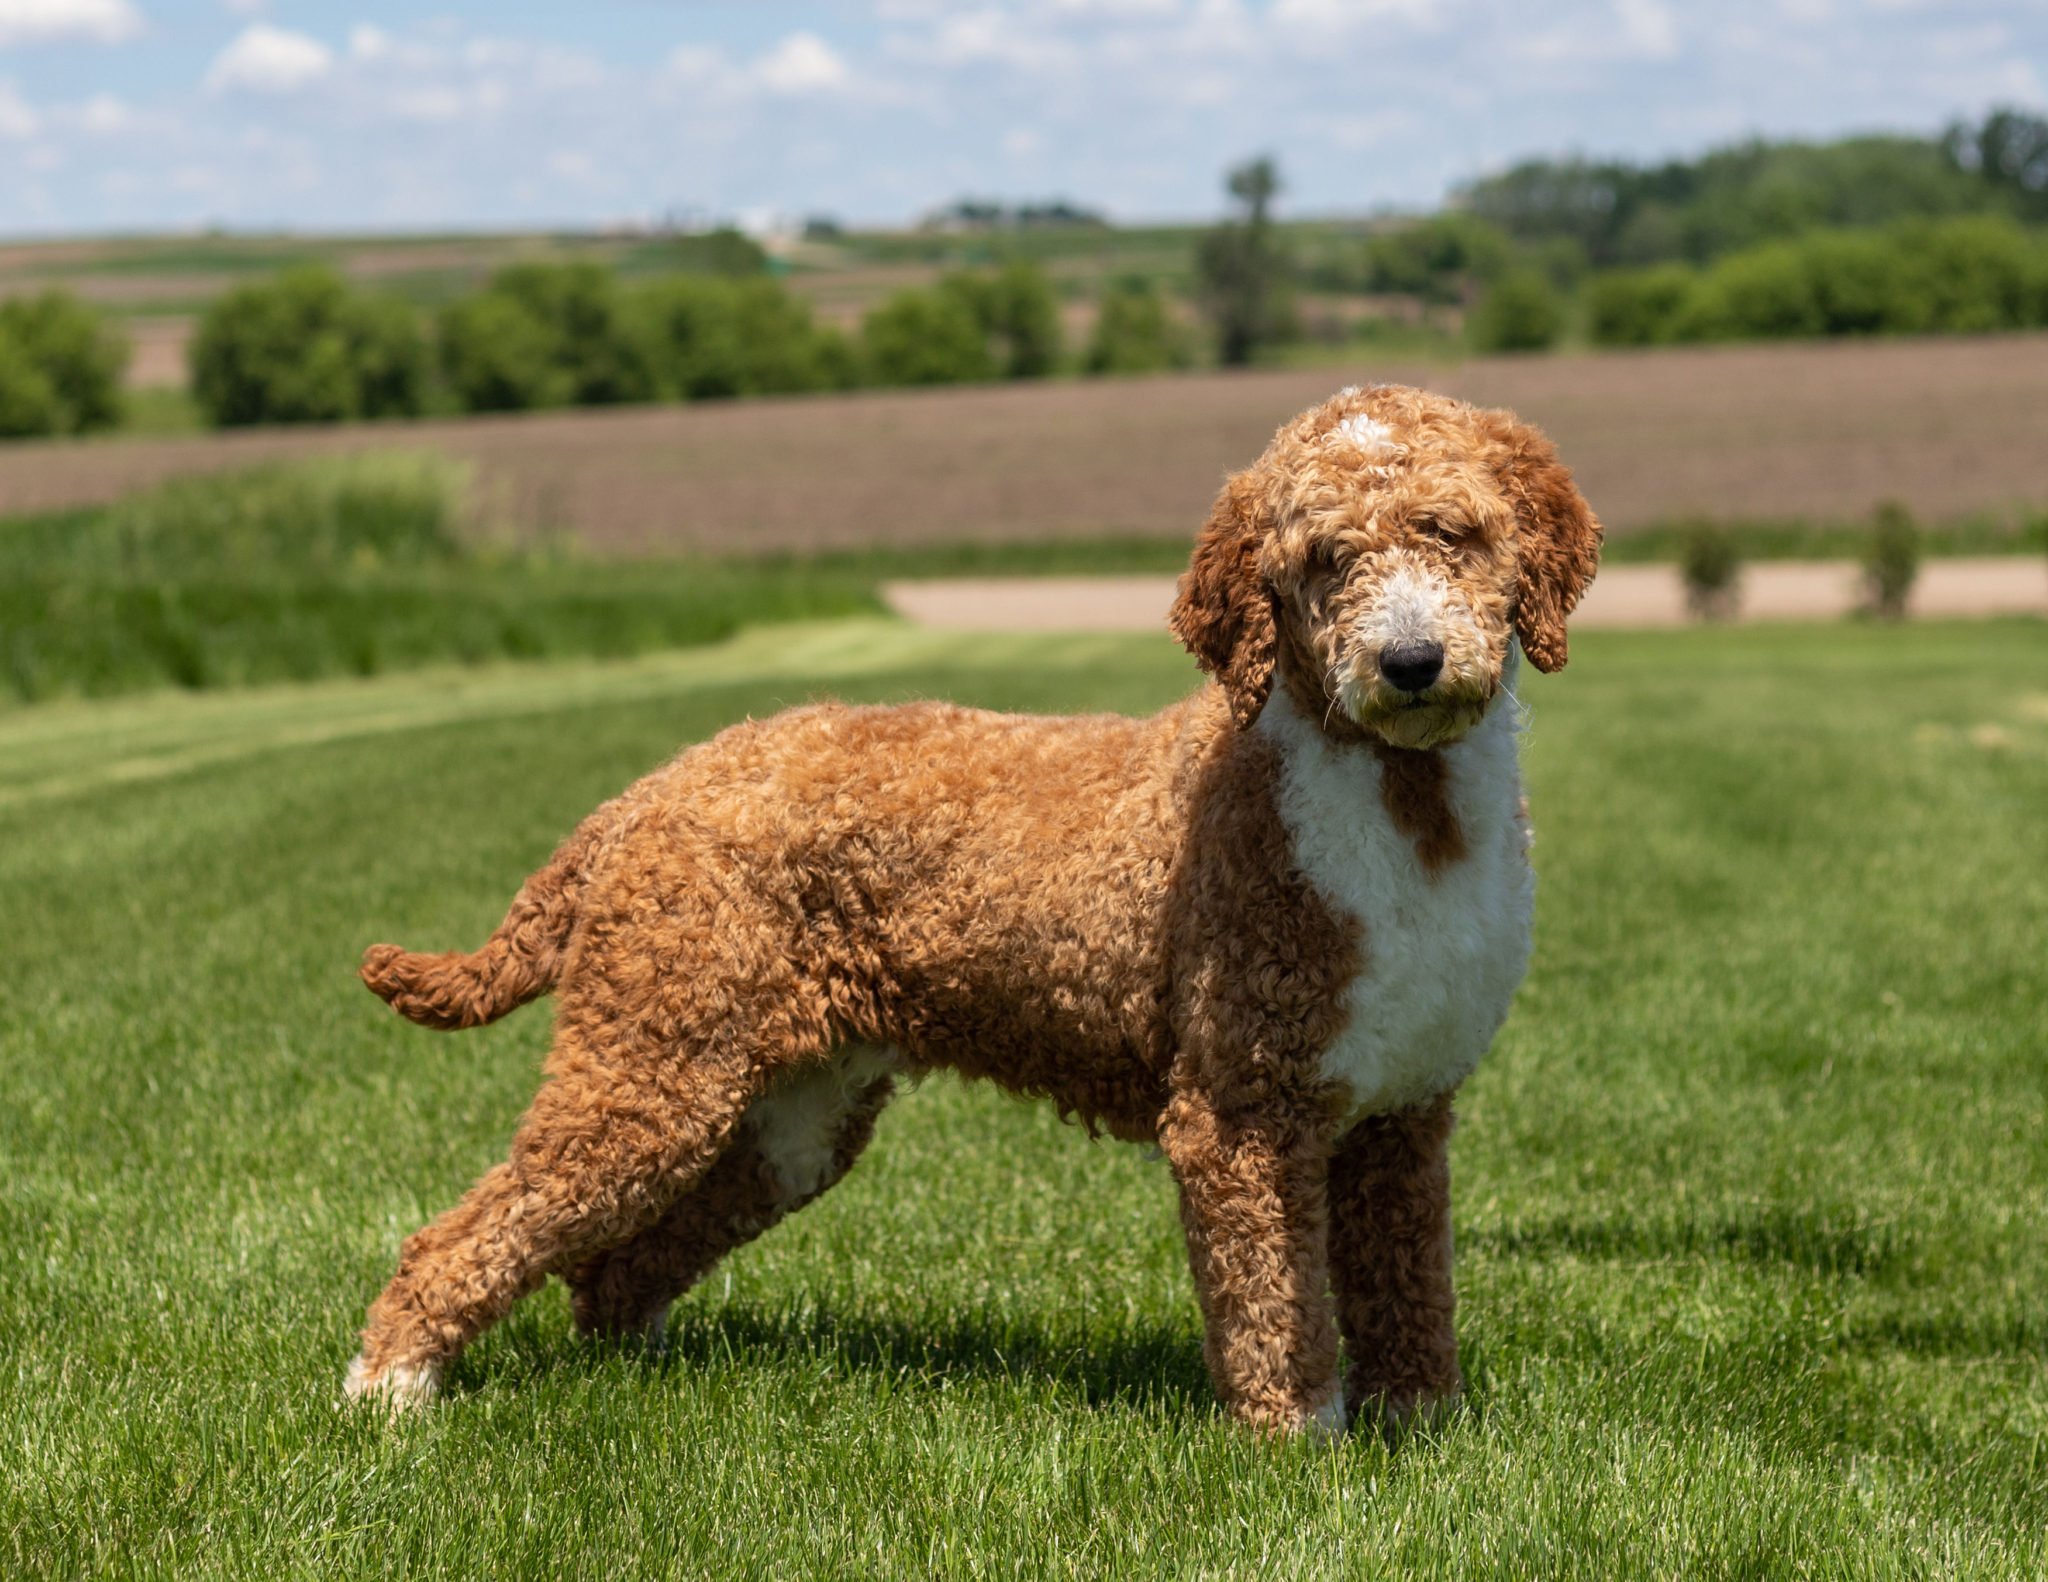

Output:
xmin=1196 ymin=157 xmax=1295 ymax=366
xmin=1468 ymin=271 xmax=1561 ymax=352
xmin=191 ymin=268 xmax=426 ymax=428
xmin=437 ymin=292 xmax=568 ymax=412
xmin=0 ymin=331 xmax=61 ymax=438
xmin=633 ymin=277 xmax=857 ymax=399
xmin=1085 ymin=279 xmax=1191 ymax=374
xmin=439 ymin=262 xmax=659 ymax=413
xmin=1586 ymin=265 xmax=1696 ymax=345
xmin=0 ymin=292 xmax=127 ymax=433
xmin=861 ymin=287 xmax=998 ymax=386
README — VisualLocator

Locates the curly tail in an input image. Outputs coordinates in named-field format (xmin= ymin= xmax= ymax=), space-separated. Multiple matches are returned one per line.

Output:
xmin=359 ymin=799 xmax=624 ymax=1030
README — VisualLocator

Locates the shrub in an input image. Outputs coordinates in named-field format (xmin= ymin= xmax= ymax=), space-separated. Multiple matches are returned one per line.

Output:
xmin=1355 ymin=213 xmax=1512 ymax=303
xmin=861 ymin=287 xmax=997 ymax=386
xmin=639 ymin=226 xmax=771 ymax=277
xmin=191 ymin=269 xmax=426 ymax=428
xmin=440 ymin=262 xmax=660 ymax=413
xmin=0 ymin=292 xmax=127 ymax=434
xmin=1679 ymin=521 xmax=1742 ymax=620
xmin=1586 ymin=265 xmax=1696 ymax=345
xmin=1468 ymin=271 xmax=1562 ymax=351
xmin=0 ymin=332 xmax=61 ymax=439
xmin=1673 ymin=244 xmax=1824 ymax=340
xmin=1898 ymin=215 xmax=2038 ymax=331
xmin=988 ymin=262 xmax=1063 ymax=377
xmin=1863 ymin=501 xmax=1920 ymax=620
xmin=1086 ymin=280 xmax=1191 ymax=374
xmin=437 ymin=292 xmax=568 ymax=412
xmin=933 ymin=263 xmax=1063 ymax=378
xmin=633 ymin=277 xmax=857 ymax=399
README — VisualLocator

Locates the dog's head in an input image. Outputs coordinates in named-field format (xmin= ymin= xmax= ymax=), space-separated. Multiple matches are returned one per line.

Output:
xmin=1170 ymin=385 xmax=1602 ymax=745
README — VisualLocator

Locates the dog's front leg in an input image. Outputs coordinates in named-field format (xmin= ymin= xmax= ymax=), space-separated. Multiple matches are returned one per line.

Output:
xmin=1161 ymin=1090 xmax=1344 ymax=1440
xmin=1328 ymin=1092 xmax=1461 ymax=1433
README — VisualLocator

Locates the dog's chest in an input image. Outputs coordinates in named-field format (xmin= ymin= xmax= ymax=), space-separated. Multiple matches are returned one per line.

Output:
xmin=1257 ymin=693 xmax=1535 ymax=1120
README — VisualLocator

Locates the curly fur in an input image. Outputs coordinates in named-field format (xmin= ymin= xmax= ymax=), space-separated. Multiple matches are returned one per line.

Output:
xmin=344 ymin=384 xmax=1601 ymax=1437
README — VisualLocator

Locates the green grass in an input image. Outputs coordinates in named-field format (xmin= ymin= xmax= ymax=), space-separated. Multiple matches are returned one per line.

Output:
xmin=0 ymin=457 xmax=883 ymax=705
xmin=1 ymin=617 xmax=2043 ymax=1577
xmin=1603 ymin=509 xmax=2048 ymax=565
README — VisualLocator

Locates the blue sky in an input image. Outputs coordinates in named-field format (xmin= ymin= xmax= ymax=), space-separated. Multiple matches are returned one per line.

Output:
xmin=1 ymin=1 xmax=2043 ymax=235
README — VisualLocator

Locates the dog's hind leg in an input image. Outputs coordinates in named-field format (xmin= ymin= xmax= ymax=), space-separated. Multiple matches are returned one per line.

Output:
xmin=566 ymin=1048 xmax=897 ymax=1343
xmin=345 ymin=896 xmax=840 ymax=1406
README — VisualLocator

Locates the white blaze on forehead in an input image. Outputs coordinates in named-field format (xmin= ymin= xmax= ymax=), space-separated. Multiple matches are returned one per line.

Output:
xmin=1330 ymin=411 xmax=1397 ymax=459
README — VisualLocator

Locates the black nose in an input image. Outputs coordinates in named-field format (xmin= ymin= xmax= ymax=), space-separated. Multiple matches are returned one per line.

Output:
xmin=1380 ymin=641 xmax=1445 ymax=694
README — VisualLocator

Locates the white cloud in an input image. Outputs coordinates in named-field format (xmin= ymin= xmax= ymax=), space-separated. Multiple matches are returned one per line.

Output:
xmin=0 ymin=79 xmax=38 ymax=137
xmin=1614 ymin=0 xmax=1680 ymax=59
xmin=755 ymin=31 xmax=850 ymax=95
xmin=72 ymin=90 xmax=130 ymax=132
xmin=206 ymin=24 xmax=334 ymax=94
xmin=0 ymin=0 xmax=142 ymax=47
xmin=1269 ymin=0 xmax=1441 ymax=32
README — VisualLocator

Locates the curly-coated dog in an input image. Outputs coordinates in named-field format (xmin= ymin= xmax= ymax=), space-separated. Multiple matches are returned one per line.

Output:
xmin=345 ymin=384 xmax=1602 ymax=1437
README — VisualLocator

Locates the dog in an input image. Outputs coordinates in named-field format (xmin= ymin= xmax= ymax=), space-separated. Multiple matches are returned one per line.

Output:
xmin=345 ymin=383 xmax=1601 ymax=1437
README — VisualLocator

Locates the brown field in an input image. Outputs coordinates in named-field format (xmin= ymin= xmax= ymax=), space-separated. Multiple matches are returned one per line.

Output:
xmin=3 ymin=334 xmax=2044 ymax=554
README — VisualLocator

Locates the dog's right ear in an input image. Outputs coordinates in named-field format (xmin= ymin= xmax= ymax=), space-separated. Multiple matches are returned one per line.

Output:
xmin=1169 ymin=472 xmax=1277 ymax=730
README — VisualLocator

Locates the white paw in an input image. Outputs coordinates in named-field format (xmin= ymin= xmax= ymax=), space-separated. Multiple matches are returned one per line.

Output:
xmin=342 ymin=1353 xmax=440 ymax=1411
xmin=1303 ymin=1390 xmax=1350 ymax=1446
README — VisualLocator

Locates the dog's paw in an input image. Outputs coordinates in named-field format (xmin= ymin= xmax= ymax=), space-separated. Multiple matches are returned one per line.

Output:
xmin=1353 ymin=1388 xmax=1462 ymax=1444
xmin=1302 ymin=1390 xmax=1351 ymax=1446
xmin=342 ymin=1353 xmax=440 ymax=1412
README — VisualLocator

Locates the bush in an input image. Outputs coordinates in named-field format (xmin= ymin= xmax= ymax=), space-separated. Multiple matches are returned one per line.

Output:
xmin=1354 ymin=213 xmax=1512 ymax=303
xmin=633 ymin=277 xmax=857 ymax=399
xmin=1605 ymin=214 xmax=2048 ymax=346
xmin=440 ymin=262 xmax=659 ymax=413
xmin=861 ymin=287 xmax=998 ymax=386
xmin=1586 ymin=265 xmax=1697 ymax=345
xmin=1679 ymin=522 xmax=1742 ymax=620
xmin=1863 ymin=501 xmax=1920 ymax=620
xmin=0 ymin=333 xmax=61 ymax=438
xmin=1899 ymin=215 xmax=2040 ymax=331
xmin=437 ymin=292 xmax=568 ymax=413
xmin=933 ymin=263 xmax=1063 ymax=378
xmin=1468 ymin=271 xmax=1562 ymax=351
xmin=0 ymin=292 xmax=127 ymax=434
xmin=986 ymin=262 xmax=1063 ymax=378
xmin=1086 ymin=280 xmax=1191 ymax=374
xmin=191 ymin=269 xmax=426 ymax=428
xmin=1674 ymin=244 xmax=1825 ymax=340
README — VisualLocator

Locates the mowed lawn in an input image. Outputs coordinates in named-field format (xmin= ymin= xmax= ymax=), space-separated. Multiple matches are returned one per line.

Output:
xmin=2 ymin=618 xmax=2044 ymax=1578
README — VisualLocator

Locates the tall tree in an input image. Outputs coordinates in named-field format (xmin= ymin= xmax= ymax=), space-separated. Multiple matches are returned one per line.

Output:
xmin=1197 ymin=157 xmax=1294 ymax=366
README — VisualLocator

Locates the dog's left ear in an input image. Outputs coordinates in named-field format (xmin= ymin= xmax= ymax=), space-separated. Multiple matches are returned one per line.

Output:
xmin=1487 ymin=414 xmax=1604 ymax=673
xmin=1169 ymin=471 xmax=1277 ymax=729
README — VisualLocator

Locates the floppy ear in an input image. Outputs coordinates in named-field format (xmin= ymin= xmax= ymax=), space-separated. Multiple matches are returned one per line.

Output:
xmin=1169 ymin=471 xmax=1277 ymax=729
xmin=1491 ymin=418 xmax=1603 ymax=673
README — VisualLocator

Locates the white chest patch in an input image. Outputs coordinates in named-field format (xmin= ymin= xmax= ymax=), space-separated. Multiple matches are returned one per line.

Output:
xmin=1255 ymin=684 xmax=1535 ymax=1120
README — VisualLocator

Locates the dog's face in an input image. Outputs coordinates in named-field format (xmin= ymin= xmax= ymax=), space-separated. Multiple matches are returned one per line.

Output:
xmin=1170 ymin=385 xmax=1602 ymax=746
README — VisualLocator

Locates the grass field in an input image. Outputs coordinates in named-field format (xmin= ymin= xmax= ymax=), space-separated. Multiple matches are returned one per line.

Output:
xmin=2 ymin=616 xmax=2044 ymax=1576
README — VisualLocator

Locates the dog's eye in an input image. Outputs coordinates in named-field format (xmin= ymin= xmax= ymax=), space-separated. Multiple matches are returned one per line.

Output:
xmin=1414 ymin=518 xmax=1460 ymax=545
xmin=1304 ymin=542 xmax=1348 ymax=577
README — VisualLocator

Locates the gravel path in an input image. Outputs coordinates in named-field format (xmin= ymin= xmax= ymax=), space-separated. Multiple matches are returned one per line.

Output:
xmin=881 ymin=557 xmax=2048 ymax=634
